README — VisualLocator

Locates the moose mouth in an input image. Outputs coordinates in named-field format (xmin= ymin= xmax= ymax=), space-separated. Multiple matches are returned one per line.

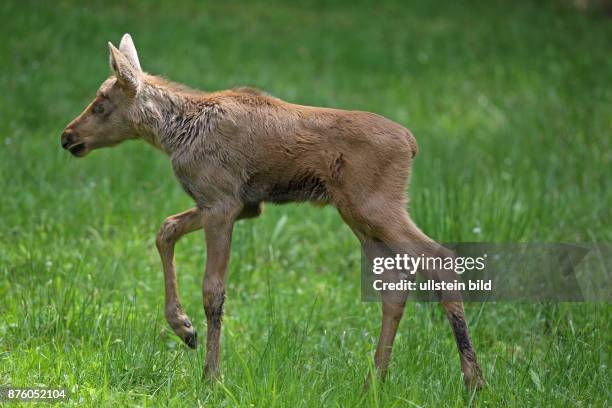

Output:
xmin=68 ymin=142 xmax=87 ymax=157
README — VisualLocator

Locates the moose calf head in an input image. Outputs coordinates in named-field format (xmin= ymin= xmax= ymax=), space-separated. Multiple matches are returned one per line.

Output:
xmin=61 ymin=34 xmax=144 ymax=157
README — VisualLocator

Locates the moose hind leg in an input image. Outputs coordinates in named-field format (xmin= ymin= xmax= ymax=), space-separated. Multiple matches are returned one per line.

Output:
xmin=336 ymin=199 xmax=410 ymax=383
xmin=441 ymin=301 xmax=485 ymax=390
xmin=397 ymin=215 xmax=485 ymax=390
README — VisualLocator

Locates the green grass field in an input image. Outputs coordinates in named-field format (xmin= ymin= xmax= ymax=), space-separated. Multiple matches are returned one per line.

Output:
xmin=1 ymin=0 xmax=610 ymax=406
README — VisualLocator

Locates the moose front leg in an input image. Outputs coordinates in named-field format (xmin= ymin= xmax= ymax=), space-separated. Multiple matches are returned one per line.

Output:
xmin=201 ymin=207 xmax=239 ymax=380
xmin=156 ymin=208 xmax=203 ymax=348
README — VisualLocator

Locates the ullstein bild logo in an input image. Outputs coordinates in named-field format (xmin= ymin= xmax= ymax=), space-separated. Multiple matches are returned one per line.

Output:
xmin=361 ymin=243 xmax=611 ymax=302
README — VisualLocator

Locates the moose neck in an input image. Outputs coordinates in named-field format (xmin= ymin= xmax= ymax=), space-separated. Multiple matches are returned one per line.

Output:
xmin=136 ymin=79 xmax=209 ymax=156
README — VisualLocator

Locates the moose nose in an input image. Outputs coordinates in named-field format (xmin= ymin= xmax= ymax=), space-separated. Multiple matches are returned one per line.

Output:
xmin=61 ymin=129 xmax=78 ymax=149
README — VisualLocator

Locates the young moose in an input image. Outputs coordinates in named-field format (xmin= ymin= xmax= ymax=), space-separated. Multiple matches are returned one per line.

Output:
xmin=61 ymin=34 xmax=484 ymax=390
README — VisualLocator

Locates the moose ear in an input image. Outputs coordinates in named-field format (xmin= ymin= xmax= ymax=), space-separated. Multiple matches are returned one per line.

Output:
xmin=108 ymin=41 xmax=141 ymax=95
xmin=118 ymin=33 xmax=142 ymax=71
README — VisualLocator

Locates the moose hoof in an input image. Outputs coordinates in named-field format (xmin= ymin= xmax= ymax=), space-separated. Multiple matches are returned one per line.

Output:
xmin=204 ymin=367 xmax=221 ymax=382
xmin=465 ymin=376 xmax=485 ymax=394
xmin=183 ymin=330 xmax=198 ymax=349
xmin=167 ymin=314 xmax=198 ymax=349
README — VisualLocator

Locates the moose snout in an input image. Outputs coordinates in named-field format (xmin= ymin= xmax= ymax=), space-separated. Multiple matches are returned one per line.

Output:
xmin=61 ymin=128 xmax=79 ymax=149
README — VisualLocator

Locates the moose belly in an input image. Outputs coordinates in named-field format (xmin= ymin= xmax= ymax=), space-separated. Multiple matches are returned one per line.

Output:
xmin=241 ymin=171 xmax=331 ymax=206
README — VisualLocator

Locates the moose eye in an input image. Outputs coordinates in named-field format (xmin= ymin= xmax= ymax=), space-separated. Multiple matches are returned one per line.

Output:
xmin=93 ymin=103 xmax=105 ymax=115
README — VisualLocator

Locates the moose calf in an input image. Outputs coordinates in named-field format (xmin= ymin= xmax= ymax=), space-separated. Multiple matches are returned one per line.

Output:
xmin=61 ymin=34 xmax=484 ymax=390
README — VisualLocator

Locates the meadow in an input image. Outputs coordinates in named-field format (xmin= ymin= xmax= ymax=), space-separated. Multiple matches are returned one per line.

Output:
xmin=0 ymin=0 xmax=610 ymax=406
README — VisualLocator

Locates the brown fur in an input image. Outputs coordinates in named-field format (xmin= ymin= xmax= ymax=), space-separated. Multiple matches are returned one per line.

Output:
xmin=61 ymin=34 xmax=483 ymax=390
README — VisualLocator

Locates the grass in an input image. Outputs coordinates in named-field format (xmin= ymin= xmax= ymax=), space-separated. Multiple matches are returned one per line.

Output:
xmin=0 ymin=0 xmax=610 ymax=406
